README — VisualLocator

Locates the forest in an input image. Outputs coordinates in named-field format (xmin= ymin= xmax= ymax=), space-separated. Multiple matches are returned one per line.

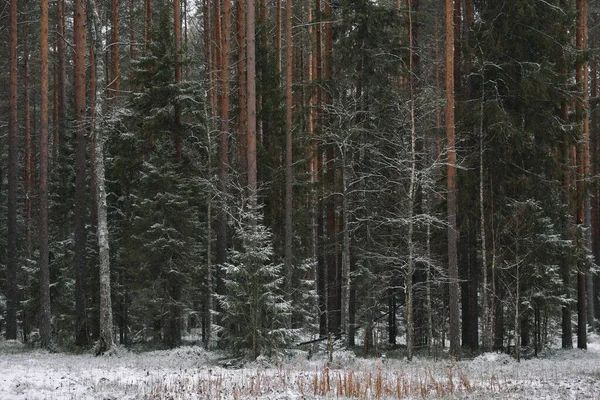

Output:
xmin=0 ymin=0 xmax=599 ymax=363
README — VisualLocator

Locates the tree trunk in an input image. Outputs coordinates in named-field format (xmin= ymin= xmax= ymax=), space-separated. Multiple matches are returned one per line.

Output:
xmin=91 ymin=0 xmax=115 ymax=354
xmin=479 ymin=54 xmax=489 ymax=351
xmin=145 ymin=0 xmax=152 ymax=45
xmin=74 ymin=0 xmax=89 ymax=347
xmin=247 ymin=0 xmax=258 ymax=211
xmin=22 ymin=2 xmax=33 ymax=341
xmin=576 ymin=0 xmax=587 ymax=350
xmin=57 ymin=0 xmax=67 ymax=163
xmin=6 ymin=0 xmax=18 ymax=341
xmin=215 ymin=0 xmax=227 ymax=289
xmin=514 ymin=242 xmax=520 ymax=361
xmin=446 ymin=0 xmax=460 ymax=359
xmin=276 ymin=0 xmax=282 ymax=76
xmin=405 ymin=0 xmax=416 ymax=361
xmin=342 ymin=150 xmax=351 ymax=345
xmin=284 ymin=0 xmax=294 ymax=325
xmin=324 ymin=0 xmax=339 ymax=335
xmin=110 ymin=0 xmax=120 ymax=101
xmin=236 ymin=0 xmax=247 ymax=176
xmin=129 ymin=0 xmax=136 ymax=63
xmin=39 ymin=0 xmax=52 ymax=349
xmin=583 ymin=0 xmax=595 ymax=332
xmin=174 ymin=0 xmax=183 ymax=159
xmin=561 ymin=85 xmax=573 ymax=349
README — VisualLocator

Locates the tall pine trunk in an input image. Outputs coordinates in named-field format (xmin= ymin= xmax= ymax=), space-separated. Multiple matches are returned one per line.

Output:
xmin=284 ymin=0 xmax=294 ymax=324
xmin=6 ymin=0 xmax=18 ymax=341
xmin=247 ymin=0 xmax=258 ymax=214
xmin=23 ymin=2 xmax=33 ymax=342
xmin=57 ymin=0 xmax=66 ymax=164
xmin=39 ymin=0 xmax=52 ymax=349
xmin=145 ymin=0 xmax=152 ymax=45
xmin=446 ymin=0 xmax=460 ymax=359
xmin=576 ymin=0 xmax=588 ymax=350
xmin=174 ymin=0 xmax=183 ymax=159
xmin=74 ymin=0 xmax=89 ymax=347
xmin=405 ymin=0 xmax=417 ymax=361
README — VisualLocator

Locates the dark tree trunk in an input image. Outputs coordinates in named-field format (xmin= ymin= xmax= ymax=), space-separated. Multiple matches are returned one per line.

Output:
xmin=39 ymin=0 xmax=52 ymax=349
xmin=74 ymin=0 xmax=89 ymax=347
xmin=521 ymin=314 xmax=530 ymax=347
xmin=446 ymin=0 xmax=460 ymax=359
xmin=388 ymin=289 xmax=397 ymax=346
xmin=6 ymin=0 xmax=19 ymax=341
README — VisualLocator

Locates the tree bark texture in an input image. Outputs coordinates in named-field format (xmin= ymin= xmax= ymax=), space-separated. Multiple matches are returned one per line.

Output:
xmin=39 ymin=0 xmax=52 ymax=349
xmin=247 ymin=0 xmax=258 ymax=211
xmin=174 ymin=0 xmax=183 ymax=159
xmin=576 ymin=0 xmax=587 ymax=350
xmin=446 ymin=0 xmax=460 ymax=359
xmin=74 ymin=0 xmax=89 ymax=347
xmin=285 ymin=0 xmax=295 ymax=322
xmin=6 ymin=0 xmax=19 ymax=340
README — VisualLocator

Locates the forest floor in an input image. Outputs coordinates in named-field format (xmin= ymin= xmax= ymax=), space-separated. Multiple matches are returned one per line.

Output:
xmin=1 ymin=333 xmax=599 ymax=399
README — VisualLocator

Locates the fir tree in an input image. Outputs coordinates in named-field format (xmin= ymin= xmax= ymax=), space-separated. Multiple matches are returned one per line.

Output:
xmin=218 ymin=206 xmax=291 ymax=359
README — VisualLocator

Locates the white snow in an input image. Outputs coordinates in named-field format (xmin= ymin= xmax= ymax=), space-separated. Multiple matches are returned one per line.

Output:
xmin=1 ymin=336 xmax=599 ymax=399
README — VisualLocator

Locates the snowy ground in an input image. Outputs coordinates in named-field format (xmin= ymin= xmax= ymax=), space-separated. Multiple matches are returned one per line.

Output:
xmin=1 ymin=335 xmax=600 ymax=399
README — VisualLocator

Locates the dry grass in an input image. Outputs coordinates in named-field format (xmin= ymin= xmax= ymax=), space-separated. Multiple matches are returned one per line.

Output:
xmin=147 ymin=363 xmax=483 ymax=399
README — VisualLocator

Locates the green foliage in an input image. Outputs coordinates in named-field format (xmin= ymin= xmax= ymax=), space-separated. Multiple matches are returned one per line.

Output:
xmin=107 ymin=2 xmax=207 ymax=348
xmin=218 ymin=207 xmax=291 ymax=358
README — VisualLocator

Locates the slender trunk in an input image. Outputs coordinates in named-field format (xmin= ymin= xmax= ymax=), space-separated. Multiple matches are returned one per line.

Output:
xmin=74 ymin=0 xmax=89 ymax=347
xmin=110 ymin=0 xmax=120 ymax=101
xmin=215 ymin=0 xmax=227 ymax=271
xmin=479 ymin=59 xmax=489 ymax=351
xmin=491 ymin=187 xmax=500 ymax=350
xmin=6 ymin=0 xmax=18 ymax=340
xmin=145 ymin=0 xmax=152 ymax=45
xmin=561 ymin=79 xmax=573 ymax=348
xmin=576 ymin=0 xmax=587 ymax=350
xmin=428 ymin=16 xmax=441 ymax=356
xmin=91 ymin=0 xmax=114 ymax=353
xmin=342 ymin=151 xmax=351 ymax=344
xmin=130 ymin=0 xmax=136 ymax=62
xmin=40 ymin=0 xmax=52 ymax=348
xmin=405 ymin=0 xmax=416 ymax=361
xmin=284 ymin=0 xmax=294 ymax=324
xmin=205 ymin=105 xmax=213 ymax=347
xmin=23 ymin=8 xmax=32 ymax=341
xmin=24 ymin=8 xmax=32 ymax=262
xmin=248 ymin=0 xmax=258 ymax=211
xmin=446 ymin=0 xmax=460 ymax=359
xmin=583 ymin=0 xmax=595 ymax=331
xmin=592 ymin=16 xmax=600 ymax=326
xmin=204 ymin=0 xmax=215 ymax=117
xmin=324 ymin=0 xmax=339 ymax=334
xmin=219 ymin=0 xmax=231 ymax=183
xmin=174 ymin=0 xmax=183 ymax=159
xmin=57 ymin=0 xmax=66 ymax=163
xmin=314 ymin=0 xmax=326 ymax=336
xmin=514 ymin=242 xmax=520 ymax=361
xmin=236 ymin=0 xmax=247 ymax=176
xmin=277 ymin=0 xmax=282 ymax=76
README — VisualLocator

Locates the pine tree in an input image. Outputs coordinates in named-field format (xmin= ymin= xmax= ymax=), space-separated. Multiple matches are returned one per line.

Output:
xmin=39 ymin=0 xmax=52 ymax=349
xmin=6 ymin=0 xmax=18 ymax=341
